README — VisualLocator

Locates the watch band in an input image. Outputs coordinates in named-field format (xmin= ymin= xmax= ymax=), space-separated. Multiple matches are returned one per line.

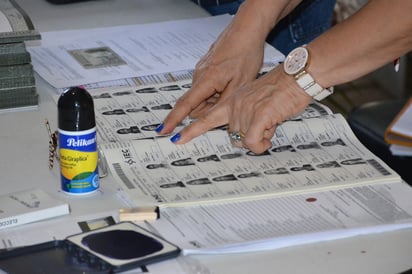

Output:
xmin=296 ymin=73 xmax=333 ymax=101
xmin=284 ymin=46 xmax=333 ymax=101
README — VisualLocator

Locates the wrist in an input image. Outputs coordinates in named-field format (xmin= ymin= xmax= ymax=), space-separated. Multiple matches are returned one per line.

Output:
xmin=283 ymin=46 xmax=333 ymax=101
xmin=236 ymin=0 xmax=280 ymax=39
xmin=264 ymin=66 xmax=314 ymax=118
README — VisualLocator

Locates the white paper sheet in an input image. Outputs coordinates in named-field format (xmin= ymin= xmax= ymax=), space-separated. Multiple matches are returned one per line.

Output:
xmin=391 ymin=102 xmax=412 ymax=137
xmin=28 ymin=15 xmax=284 ymax=88
xmin=142 ymin=182 xmax=412 ymax=255
xmin=390 ymin=144 xmax=412 ymax=156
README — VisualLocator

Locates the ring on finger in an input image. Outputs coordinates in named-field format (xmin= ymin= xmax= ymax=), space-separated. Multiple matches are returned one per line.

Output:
xmin=228 ymin=131 xmax=244 ymax=143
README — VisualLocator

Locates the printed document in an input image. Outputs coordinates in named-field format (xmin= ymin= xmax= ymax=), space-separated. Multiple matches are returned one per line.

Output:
xmin=91 ymin=81 xmax=401 ymax=207
xmin=143 ymin=182 xmax=412 ymax=254
xmin=28 ymin=15 xmax=284 ymax=88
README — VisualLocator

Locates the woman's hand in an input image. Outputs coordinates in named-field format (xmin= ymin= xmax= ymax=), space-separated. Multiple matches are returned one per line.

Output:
xmin=168 ymin=66 xmax=313 ymax=154
xmin=156 ymin=16 xmax=267 ymax=136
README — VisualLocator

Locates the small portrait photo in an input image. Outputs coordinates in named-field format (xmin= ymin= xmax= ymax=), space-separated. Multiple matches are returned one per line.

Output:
xmin=126 ymin=107 xmax=150 ymax=113
xmin=321 ymin=138 xmax=346 ymax=147
xmin=116 ymin=126 xmax=141 ymax=134
xmin=93 ymin=93 xmax=111 ymax=99
xmin=181 ymin=83 xmax=192 ymax=89
xmin=197 ymin=154 xmax=220 ymax=163
xmin=316 ymin=161 xmax=341 ymax=168
xmin=160 ymin=181 xmax=186 ymax=188
xmin=158 ymin=85 xmax=182 ymax=91
xmin=296 ymin=142 xmax=321 ymax=150
xmin=264 ymin=167 xmax=289 ymax=175
xmin=171 ymin=157 xmax=195 ymax=167
xmin=112 ymin=91 xmax=133 ymax=96
xmin=141 ymin=123 xmax=161 ymax=131
xmin=220 ymin=152 xmax=243 ymax=160
xmin=146 ymin=163 xmax=169 ymax=169
xmin=340 ymin=158 xmax=366 ymax=165
xmin=290 ymin=164 xmax=315 ymax=172
xmin=186 ymin=178 xmax=212 ymax=185
xmin=102 ymin=109 xmax=126 ymax=115
xmin=271 ymin=145 xmax=296 ymax=153
xmin=237 ymin=171 xmax=263 ymax=179
xmin=246 ymin=150 xmax=271 ymax=156
xmin=151 ymin=104 xmax=173 ymax=110
xmin=212 ymin=174 xmax=237 ymax=182
xmin=68 ymin=46 xmax=126 ymax=69
xmin=135 ymin=87 xmax=158 ymax=94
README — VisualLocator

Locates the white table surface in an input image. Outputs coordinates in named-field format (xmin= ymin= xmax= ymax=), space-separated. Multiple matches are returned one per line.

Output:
xmin=1 ymin=0 xmax=412 ymax=273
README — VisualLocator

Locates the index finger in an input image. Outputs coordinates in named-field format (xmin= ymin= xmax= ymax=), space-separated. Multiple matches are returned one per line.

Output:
xmin=170 ymin=99 xmax=230 ymax=144
xmin=159 ymin=79 xmax=223 ymax=135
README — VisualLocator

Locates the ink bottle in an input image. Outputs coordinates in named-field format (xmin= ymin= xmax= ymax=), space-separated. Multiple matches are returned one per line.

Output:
xmin=58 ymin=86 xmax=99 ymax=195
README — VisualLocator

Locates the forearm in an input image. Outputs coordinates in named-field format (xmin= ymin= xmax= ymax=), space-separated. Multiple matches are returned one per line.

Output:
xmin=227 ymin=0 xmax=303 ymax=42
xmin=308 ymin=0 xmax=412 ymax=88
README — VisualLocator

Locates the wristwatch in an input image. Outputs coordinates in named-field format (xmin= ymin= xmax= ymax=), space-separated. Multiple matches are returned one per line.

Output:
xmin=283 ymin=46 xmax=333 ymax=101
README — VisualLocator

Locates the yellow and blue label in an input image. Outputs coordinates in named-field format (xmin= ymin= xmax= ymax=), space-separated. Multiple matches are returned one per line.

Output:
xmin=59 ymin=128 xmax=99 ymax=195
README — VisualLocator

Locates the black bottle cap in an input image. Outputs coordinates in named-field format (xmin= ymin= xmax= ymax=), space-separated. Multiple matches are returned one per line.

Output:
xmin=58 ymin=86 xmax=95 ymax=131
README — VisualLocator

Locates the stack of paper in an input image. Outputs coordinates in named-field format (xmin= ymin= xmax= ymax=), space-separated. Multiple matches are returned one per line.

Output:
xmin=0 ymin=0 xmax=41 ymax=112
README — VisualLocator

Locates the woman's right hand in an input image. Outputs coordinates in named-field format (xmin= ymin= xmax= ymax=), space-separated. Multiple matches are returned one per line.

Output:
xmin=157 ymin=17 xmax=267 ymax=135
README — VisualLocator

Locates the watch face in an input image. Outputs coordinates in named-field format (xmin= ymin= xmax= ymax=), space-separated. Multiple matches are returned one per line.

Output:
xmin=283 ymin=47 xmax=309 ymax=75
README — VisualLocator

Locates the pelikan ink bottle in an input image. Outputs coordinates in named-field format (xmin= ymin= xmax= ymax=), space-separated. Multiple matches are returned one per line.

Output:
xmin=58 ymin=86 xmax=99 ymax=195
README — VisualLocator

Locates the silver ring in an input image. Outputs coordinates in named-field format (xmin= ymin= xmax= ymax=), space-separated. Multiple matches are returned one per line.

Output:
xmin=228 ymin=131 xmax=243 ymax=142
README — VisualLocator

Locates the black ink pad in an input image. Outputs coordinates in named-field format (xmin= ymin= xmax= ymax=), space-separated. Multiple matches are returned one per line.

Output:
xmin=81 ymin=229 xmax=163 ymax=260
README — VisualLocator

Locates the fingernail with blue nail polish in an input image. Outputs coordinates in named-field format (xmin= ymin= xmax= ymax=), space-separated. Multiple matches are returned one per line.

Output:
xmin=170 ymin=133 xmax=181 ymax=143
xmin=155 ymin=123 xmax=164 ymax=133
